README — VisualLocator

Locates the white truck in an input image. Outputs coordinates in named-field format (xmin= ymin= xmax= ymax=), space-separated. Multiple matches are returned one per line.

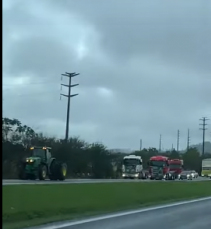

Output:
xmin=201 ymin=158 xmax=211 ymax=178
xmin=122 ymin=155 xmax=147 ymax=179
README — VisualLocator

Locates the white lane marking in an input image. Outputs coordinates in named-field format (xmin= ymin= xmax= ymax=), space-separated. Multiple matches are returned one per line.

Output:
xmin=38 ymin=196 xmax=211 ymax=229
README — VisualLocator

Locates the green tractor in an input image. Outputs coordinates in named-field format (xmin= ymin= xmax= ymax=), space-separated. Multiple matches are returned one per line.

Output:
xmin=18 ymin=146 xmax=67 ymax=181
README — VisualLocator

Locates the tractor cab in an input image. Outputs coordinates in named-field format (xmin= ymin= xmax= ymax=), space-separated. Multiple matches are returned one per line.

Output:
xmin=30 ymin=146 xmax=52 ymax=162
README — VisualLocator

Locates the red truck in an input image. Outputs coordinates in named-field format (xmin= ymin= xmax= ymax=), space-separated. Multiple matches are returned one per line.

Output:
xmin=148 ymin=156 xmax=170 ymax=180
xmin=168 ymin=159 xmax=183 ymax=178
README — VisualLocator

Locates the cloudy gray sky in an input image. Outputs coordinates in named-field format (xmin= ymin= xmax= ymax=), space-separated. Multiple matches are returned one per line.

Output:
xmin=3 ymin=0 xmax=211 ymax=151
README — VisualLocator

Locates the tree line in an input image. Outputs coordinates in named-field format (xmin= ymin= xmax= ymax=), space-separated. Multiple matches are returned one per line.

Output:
xmin=2 ymin=117 xmax=211 ymax=179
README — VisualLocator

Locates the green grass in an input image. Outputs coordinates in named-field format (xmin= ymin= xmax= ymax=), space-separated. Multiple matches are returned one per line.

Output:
xmin=3 ymin=181 xmax=211 ymax=229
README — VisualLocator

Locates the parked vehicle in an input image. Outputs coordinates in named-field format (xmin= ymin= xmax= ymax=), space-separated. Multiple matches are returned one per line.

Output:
xmin=178 ymin=171 xmax=193 ymax=180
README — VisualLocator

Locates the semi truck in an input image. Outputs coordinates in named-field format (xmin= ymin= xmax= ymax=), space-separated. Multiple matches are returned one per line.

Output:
xmin=168 ymin=159 xmax=183 ymax=178
xmin=122 ymin=155 xmax=147 ymax=179
xmin=201 ymin=158 xmax=211 ymax=178
xmin=148 ymin=156 xmax=176 ymax=180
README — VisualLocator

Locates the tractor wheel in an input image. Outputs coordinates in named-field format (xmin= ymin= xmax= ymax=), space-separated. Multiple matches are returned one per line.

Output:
xmin=38 ymin=165 xmax=47 ymax=180
xmin=49 ymin=160 xmax=57 ymax=181
xmin=57 ymin=162 xmax=67 ymax=181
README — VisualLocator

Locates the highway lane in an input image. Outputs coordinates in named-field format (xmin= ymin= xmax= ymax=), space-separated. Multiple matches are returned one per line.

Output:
xmin=2 ymin=177 xmax=210 ymax=185
xmin=2 ymin=178 xmax=161 ymax=185
xmin=28 ymin=197 xmax=211 ymax=229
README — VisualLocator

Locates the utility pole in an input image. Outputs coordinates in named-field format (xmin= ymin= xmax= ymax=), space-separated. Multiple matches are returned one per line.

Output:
xmin=177 ymin=130 xmax=180 ymax=152
xmin=139 ymin=139 xmax=142 ymax=151
xmin=159 ymin=134 xmax=162 ymax=152
xmin=187 ymin=128 xmax=190 ymax=150
xmin=60 ymin=72 xmax=79 ymax=143
xmin=199 ymin=117 xmax=209 ymax=155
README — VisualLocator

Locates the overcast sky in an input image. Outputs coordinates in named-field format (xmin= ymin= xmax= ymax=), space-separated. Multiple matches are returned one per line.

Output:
xmin=3 ymin=0 xmax=211 ymax=151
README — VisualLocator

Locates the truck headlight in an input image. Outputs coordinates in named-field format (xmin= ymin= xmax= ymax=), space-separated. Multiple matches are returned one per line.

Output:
xmin=135 ymin=174 xmax=139 ymax=177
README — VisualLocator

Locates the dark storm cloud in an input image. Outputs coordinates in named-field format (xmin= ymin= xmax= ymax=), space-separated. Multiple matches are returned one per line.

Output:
xmin=3 ymin=0 xmax=211 ymax=150
xmin=5 ymin=36 xmax=76 ymax=77
xmin=54 ymin=0 xmax=211 ymax=74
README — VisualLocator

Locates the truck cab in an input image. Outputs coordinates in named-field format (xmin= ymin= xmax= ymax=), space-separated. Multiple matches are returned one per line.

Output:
xmin=122 ymin=155 xmax=146 ymax=179
xmin=148 ymin=156 xmax=169 ymax=180
xmin=168 ymin=159 xmax=183 ymax=178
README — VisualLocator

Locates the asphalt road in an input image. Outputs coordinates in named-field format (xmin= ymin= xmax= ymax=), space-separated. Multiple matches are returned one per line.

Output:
xmin=2 ymin=177 xmax=210 ymax=185
xmin=27 ymin=197 xmax=211 ymax=229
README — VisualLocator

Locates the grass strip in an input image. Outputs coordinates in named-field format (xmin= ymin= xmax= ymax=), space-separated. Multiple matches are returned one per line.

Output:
xmin=3 ymin=181 xmax=211 ymax=229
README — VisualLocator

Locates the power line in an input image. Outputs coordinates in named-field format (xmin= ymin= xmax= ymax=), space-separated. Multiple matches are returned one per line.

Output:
xmin=60 ymin=72 xmax=79 ymax=143
xmin=177 ymin=130 xmax=180 ymax=152
xmin=199 ymin=117 xmax=209 ymax=155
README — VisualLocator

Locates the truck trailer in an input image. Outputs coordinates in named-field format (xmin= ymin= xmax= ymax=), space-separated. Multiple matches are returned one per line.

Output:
xmin=201 ymin=158 xmax=211 ymax=178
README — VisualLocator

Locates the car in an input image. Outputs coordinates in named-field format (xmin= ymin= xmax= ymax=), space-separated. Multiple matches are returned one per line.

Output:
xmin=178 ymin=171 xmax=193 ymax=180
xmin=190 ymin=170 xmax=198 ymax=178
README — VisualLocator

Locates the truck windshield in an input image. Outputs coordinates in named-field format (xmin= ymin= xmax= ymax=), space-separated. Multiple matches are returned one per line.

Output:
xmin=32 ymin=149 xmax=45 ymax=158
xmin=169 ymin=164 xmax=181 ymax=168
xmin=149 ymin=160 xmax=166 ymax=167
xmin=202 ymin=161 xmax=211 ymax=167
xmin=124 ymin=159 xmax=141 ymax=165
